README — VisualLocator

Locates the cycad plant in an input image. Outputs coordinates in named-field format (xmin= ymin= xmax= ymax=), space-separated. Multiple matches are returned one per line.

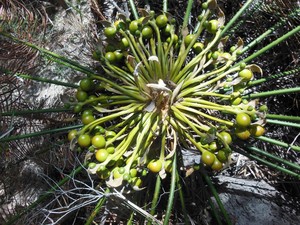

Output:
xmin=1 ymin=0 xmax=300 ymax=224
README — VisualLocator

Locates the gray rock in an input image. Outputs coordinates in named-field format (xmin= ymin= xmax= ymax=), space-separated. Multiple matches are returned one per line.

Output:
xmin=212 ymin=176 xmax=300 ymax=225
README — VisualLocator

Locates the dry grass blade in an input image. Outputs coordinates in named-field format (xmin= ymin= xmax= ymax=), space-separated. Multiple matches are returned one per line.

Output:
xmin=90 ymin=0 xmax=106 ymax=20
xmin=0 ymin=0 xmax=49 ymax=73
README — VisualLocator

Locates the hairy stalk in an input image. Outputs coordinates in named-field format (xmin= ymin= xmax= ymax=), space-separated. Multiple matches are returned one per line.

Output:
xmin=256 ymin=136 xmax=300 ymax=152
xmin=249 ymin=67 xmax=300 ymax=86
xmin=266 ymin=114 xmax=300 ymax=122
xmin=266 ymin=119 xmax=300 ymax=129
xmin=243 ymin=87 xmax=300 ymax=99
xmin=240 ymin=26 xmax=300 ymax=64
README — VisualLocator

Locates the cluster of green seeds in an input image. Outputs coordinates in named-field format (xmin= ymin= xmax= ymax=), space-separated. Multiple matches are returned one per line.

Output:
xmin=67 ymin=1 xmax=267 ymax=188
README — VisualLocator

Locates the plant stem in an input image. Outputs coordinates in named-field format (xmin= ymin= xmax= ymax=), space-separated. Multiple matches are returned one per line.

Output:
xmin=241 ymin=8 xmax=300 ymax=54
xmin=0 ymin=124 xmax=82 ymax=142
xmin=105 ymin=114 xmax=142 ymax=145
xmin=172 ymin=106 xmax=205 ymax=136
xmin=179 ymin=66 xmax=239 ymax=98
xmin=174 ymin=103 xmax=234 ymax=127
xmin=159 ymin=122 xmax=167 ymax=160
xmin=266 ymin=119 xmax=300 ymax=129
xmin=15 ymin=73 xmax=78 ymax=88
xmin=235 ymin=148 xmax=300 ymax=178
xmin=127 ymin=212 xmax=134 ymax=225
xmin=84 ymin=188 xmax=109 ymax=225
xmin=181 ymin=60 xmax=234 ymax=89
xmin=176 ymin=172 xmax=190 ymax=225
xmin=0 ymin=108 xmax=70 ymax=116
xmin=181 ymin=99 xmax=234 ymax=113
xmin=170 ymin=117 xmax=206 ymax=153
xmin=240 ymin=26 xmax=300 ymax=64
xmin=173 ymin=24 xmax=219 ymax=83
xmin=1 ymin=32 xmax=147 ymax=101
xmin=93 ymin=74 xmax=148 ymax=101
xmin=128 ymin=0 xmax=139 ymax=20
xmin=148 ymin=21 xmax=165 ymax=78
xmin=242 ymin=87 xmax=300 ymax=99
xmin=220 ymin=0 xmax=254 ymax=37
xmin=0 ymin=32 xmax=95 ymax=74
xmin=172 ymin=10 xmax=211 ymax=82
xmin=207 ymin=197 xmax=223 ymax=225
xmin=256 ymin=136 xmax=300 ymax=152
xmin=163 ymin=0 xmax=168 ymax=13
xmin=183 ymin=0 xmax=194 ymax=28
xmin=266 ymin=114 xmax=300 ymax=122
xmin=201 ymin=169 xmax=232 ymax=225
xmin=125 ymin=113 xmax=155 ymax=169
xmin=147 ymin=175 xmax=161 ymax=225
xmin=249 ymin=67 xmax=300 ymax=86
xmin=163 ymin=153 xmax=177 ymax=225
xmin=246 ymin=146 xmax=300 ymax=171
xmin=80 ymin=103 xmax=144 ymax=134
xmin=103 ymin=64 xmax=135 ymax=86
